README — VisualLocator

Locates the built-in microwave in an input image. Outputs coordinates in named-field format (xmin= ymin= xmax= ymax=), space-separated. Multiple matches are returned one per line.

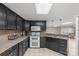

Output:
xmin=31 ymin=26 xmax=41 ymax=31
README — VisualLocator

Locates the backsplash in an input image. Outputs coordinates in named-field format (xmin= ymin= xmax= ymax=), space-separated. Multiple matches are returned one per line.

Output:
xmin=46 ymin=27 xmax=60 ymax=34
xmin=0 ymin=30 xmax=23 ymax=41
xmin=0 ymin=34 xmax=8 ymax=43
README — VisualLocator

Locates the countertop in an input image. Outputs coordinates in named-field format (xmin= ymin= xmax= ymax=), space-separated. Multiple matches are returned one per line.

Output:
xmin=43 ymin=32 xmax=75 ymax=40
xmin=40 ymin=33 xmax=69 ymax=40
xmin=0 ymin=36 xmax=28 ymax=54
xmin=40 ymin=35 xmax=68 ymax=40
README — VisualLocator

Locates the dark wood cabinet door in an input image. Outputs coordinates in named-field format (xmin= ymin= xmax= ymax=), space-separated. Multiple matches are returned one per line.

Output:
xmin=22 ymin=40 xmax=26 ymax=55
xmin=46 ymin=37 xmax=58 ymax=51
xmin=0 ymin=5 xmax=6 ymax=29
xmin=22 ymin=39 xmax=28 ymax=55
xmin=25 ymin=21 xmax=30 ymax=31
xmin=18 ymin=42 xmax=23 ymax=56
xmin=46 ymin=37 xmax=67 ymax=55
xmin=46 ymin=37 xmax=52 ymax=49
xmin=8 ymin=45 xmax=18 ymax=56
xmin=7 ymin=9 xmax=16 ymax=30
xmin=0 ymin=45 xmax=18 ymax=56
xmin=24 ymin=39 xmax=28 ymax=49
xmin=40 ymin=37 xmax=46 ymax=48
xmin=58 ymin=39 xmax=67 ymax=55
xmin=17 ymin=16 xmax=23 ymax=30
xmin=30 ymin=21 xmax=46 ymax=31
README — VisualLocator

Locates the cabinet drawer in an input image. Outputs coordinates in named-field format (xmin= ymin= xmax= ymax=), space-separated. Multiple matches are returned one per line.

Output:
xmin=58 ymin=46 xmax=67 ymax=53
xmin=58 ymin=40 xmax=67 ymax=46
xmin=59 ymin=44 xmax=65 ymax=47
xmin=8 ymin=48 xmax=18 ymax=56
xmin=0 ymin=45 xmax=18 ymax=56
xmin=60 ymin=41 xmax=65 ymax=44
xmin=59 ymin=40 xmax=66 ymax=43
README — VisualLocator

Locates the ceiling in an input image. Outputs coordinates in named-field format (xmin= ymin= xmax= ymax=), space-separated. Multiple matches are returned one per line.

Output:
xmin=3 ymin=3 xmax=79 ymax=25
xmin=3 ymin=3 xmax=48 ymax=20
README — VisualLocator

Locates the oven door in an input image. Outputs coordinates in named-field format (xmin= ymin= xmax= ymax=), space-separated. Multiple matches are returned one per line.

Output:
xmin=30 ymin=36 xmax=40 ymax=48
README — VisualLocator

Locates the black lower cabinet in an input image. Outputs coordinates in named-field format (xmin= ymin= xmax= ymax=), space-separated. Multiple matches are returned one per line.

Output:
xmin=40 ymin=37 xmax=46 ymax=48
xmin=50 ymin=41 xmax=58 ymax=52
xmin=8 ymin=47 xmax=18 ymax=56
xmin=22 ymin=38 xmax=28 ymax=55
xmin=0 ymin=38 xmax=28 ymax=56
xmin=18 ymin=42 xmax=23 ymax=56
xmin=18 ymin=38 xmax=28 ymax=56
xmin=28 ymin=37 xmax=30 ymax=48
xmin=58 ymin=39 xmax=67 ymax=55
xmin=46 ymin=37 xmax=67 ymax=55
xmin=46 ymin=37 xmax=58 ymax=52
xmin=0 ymin=45 xmax=18 ymax=56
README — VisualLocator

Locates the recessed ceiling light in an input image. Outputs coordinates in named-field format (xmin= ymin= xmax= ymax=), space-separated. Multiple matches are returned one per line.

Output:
xmin=35 ymin=3 xmax=53 ymax=14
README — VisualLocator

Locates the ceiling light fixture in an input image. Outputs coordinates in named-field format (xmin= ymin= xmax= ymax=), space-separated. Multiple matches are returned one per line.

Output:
xmin=35 ymin=3 xmax=53 ymax=14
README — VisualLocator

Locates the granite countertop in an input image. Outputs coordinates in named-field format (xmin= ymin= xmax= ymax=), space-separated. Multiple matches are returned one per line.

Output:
xmin=0 ymin=36 xmax=28 ymax=54
xmin=40 ymin=33 xmax=69 ymax=40
xmin=41 ymin=35 xmax=68 ymax=40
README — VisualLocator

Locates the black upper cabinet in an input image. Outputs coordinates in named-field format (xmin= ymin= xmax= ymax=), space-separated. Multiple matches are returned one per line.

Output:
xmin=0 ymin=4 xmax=29 ymax=30
xmin=30 ymin=21 xmax=46 ymax=31
xmin=24 ymin=21 xmax=30 ymax=31
xmin=7 ymin=8 xmax=16 ymax=30
xmin=0 ymin=5 xmax=6 ymax=30
xmin=17 ymin=16 xmax=23 ymax=31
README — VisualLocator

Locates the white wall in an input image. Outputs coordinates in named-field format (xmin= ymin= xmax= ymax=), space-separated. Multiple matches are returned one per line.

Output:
xmin=75 ymin=16 xmax=79 ymax=55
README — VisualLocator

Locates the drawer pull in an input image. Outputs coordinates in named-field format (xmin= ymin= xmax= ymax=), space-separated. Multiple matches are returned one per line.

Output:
xmin=60 ymin=45 xmax=65 ymax=46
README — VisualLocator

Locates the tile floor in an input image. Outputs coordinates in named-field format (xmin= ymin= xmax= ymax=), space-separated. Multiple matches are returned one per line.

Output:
xmin=24 ymin=48 xmax=64 ymax=56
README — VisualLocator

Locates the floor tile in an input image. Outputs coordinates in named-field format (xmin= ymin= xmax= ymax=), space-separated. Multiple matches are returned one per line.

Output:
xmin=24 ymin=48 xmax=64 ymax=56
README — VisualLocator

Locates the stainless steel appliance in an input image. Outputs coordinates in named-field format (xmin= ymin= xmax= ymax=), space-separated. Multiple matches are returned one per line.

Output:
xmin=30 ymin=26 xmax=41 ymax=48
xmin=31 ymin=26 xmax=41 ymax=31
